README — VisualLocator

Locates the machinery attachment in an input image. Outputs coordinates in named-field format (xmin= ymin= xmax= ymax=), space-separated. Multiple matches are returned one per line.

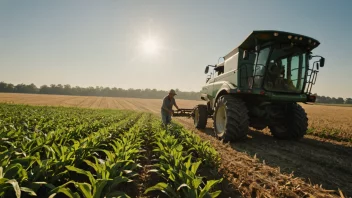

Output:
xmin=172 ymin=108 xmax=194 ymax=118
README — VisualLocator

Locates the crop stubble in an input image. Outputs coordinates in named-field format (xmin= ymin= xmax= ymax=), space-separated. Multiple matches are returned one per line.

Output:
xmin=0 ymin=93 xmax=351 ymax=197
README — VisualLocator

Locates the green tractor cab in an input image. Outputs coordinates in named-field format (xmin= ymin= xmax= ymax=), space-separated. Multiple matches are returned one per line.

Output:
xmin=194 ymin=30 xmax=325 ymax=142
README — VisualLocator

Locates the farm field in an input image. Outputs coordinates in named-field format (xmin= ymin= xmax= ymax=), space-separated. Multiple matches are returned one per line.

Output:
xmin=0 ymin=93 xmax=351 ymax=197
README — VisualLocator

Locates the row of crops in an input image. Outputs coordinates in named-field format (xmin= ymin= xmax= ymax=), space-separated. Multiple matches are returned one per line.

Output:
xmin=0 ymin=103 xmax=223 ymax=198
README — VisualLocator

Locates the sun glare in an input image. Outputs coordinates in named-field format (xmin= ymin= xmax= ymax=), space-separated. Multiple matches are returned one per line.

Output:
xmin=142 ymin=37 xmax=159 ymax=55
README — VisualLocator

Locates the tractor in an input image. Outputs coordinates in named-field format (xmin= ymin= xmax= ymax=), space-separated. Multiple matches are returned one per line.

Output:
xmin=175 ymin=30 xmax=325 ymax=142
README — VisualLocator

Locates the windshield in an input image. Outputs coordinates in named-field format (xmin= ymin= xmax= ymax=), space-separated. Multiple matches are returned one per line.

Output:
xmin=263 ymin=46 xmax=307 ymax=93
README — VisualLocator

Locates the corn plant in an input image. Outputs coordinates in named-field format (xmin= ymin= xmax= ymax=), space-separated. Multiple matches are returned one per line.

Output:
xmin=0 ymin=104 xmax=225 ymax=197
xmin=144 ymin=119 xmax=222 ymax=198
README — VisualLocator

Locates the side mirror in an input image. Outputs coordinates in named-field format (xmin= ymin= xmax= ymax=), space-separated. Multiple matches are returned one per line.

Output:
xmin=320 ymin=57 xmax=325 ymax=67
xmin=243 ymin=50 xmax=249 ymax=60
xmin=205 ymin=66 xmax=209 ymax=74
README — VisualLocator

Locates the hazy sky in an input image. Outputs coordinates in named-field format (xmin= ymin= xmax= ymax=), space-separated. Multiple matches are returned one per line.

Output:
xmin=0 ymin=0 xmax=351 ymax=98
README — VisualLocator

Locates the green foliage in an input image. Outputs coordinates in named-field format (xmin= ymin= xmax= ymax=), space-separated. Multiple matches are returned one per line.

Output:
xmin=144 ymin=119 xmax=222 ymax=198
xmin=0 ymin=103 xmax=223 ymax=197
xmin=307 ymin=127 xmax=352 ymax=143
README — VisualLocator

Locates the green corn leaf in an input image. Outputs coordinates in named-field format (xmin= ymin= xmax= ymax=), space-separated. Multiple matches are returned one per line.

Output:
xmin=43 ymin=145 xmax=55 ymax=156
xmin=105 ymin=191 xmax=130 ymax=198
xmin=175 ymin=144 xmax=183 ymax=152
xmin=184 ymin=157 xmax=192 ymax=170
xmin=147 ymin=169 xmax=158 ymax=173
xmin=55 ymin=188 xmax=80 ymax=198
xmin=178 ymin=170 xmax=193 ymax=183
xmin=75 ymin=182 xmax=92 ymax=198
xmin=192 ymin=178 xmax=203 ymax=189
xmin=0 ymin=167 xmax=3 ymax=178
xmin=65 ymin=166 xmax=95 ymax=184
xmin=51 ymin=144 xmax=61 ymax=157
xmin=6 ymin=179 xmax=21 ymax=198
xmin=20 ymin=187 xmax=37 ymax=196
xmin=209 ymin=190 xmax=222 ymax=198
xmin=93 ymin=179 xmax=109 ymax=198
xmin=33 ymin=181 xmax=47 ymax=185
xmin=0 ymin=177 xmax=8 ymax=184
xmin=49 ymin=180 xmax=76 ymax=197
xmin=177 ymin=183 xmax=190 ymax=191
xmin=155 ymin=142 xmax=164 ymax=151
xmin=10 ymin=156 xmax=37 ymax=167
xmin=199 ymin=179 xmax=223 ymax=198
xmin=191 ymin=161 xmax=202 ymax=175
xmin=109 ymin=176 xmax=129 ymax=190
xmin=4 ymin=163 xmax=22 ymax=179
xmin=84 ymin=160 xmax=98 ymax=172
xmin=65 ymin=150 xmax=75 ymax=161
xmin=144 ymin=182 xmax=178 ymax=198
xmin=167 ymin=169 xmax=177 ymax=182
xmin=25 ymin=181 xmax=49 ymax=192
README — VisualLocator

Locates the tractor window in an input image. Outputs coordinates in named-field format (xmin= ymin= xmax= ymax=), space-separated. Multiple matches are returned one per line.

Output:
xmin=256 ymin=47 xmax=270 ymax=68
xmin=291 ymin=55 xmax=299 ymax=80
xmin=290 ymin=53 xmax=306 ymax=91
xmin=251 ymin=47 xmax=270 ymax=88
xmin=255 ymin=47 xmax=270 ymax=76
xmin=264 ymin=51 xmax=307 ymax=93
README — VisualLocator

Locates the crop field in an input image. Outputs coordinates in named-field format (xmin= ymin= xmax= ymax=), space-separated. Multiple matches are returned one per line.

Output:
xmin=0 ymin=104 xmax=226 ymax=197
xmin=0 ymin=93 xmax=351 ymax=197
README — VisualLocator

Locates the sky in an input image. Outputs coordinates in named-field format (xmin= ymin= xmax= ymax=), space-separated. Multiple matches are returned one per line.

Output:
xmin=0 ymin=0 xmax=351 ymax=98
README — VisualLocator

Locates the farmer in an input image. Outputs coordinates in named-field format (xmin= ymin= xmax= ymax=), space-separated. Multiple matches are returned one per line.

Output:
xmin=161 ymin=89 xmax=179 ymax=126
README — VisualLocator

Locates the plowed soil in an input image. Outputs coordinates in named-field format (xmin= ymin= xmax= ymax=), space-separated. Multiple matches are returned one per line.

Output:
xmin=0 ymin=93 xmax=351 ymax=197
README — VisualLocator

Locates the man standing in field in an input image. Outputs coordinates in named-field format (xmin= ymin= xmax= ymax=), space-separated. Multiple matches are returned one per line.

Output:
xmin=161 ymin=89 xmax=179 ymax=127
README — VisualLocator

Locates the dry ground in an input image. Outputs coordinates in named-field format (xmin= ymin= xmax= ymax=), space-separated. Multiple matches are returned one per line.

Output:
xmin=1 ymin=93 xmax=351 ymax=197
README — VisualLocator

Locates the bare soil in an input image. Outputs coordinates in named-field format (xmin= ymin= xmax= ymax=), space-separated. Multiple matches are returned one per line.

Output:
xmin=176 ymin=118 xmax=351 ymax=197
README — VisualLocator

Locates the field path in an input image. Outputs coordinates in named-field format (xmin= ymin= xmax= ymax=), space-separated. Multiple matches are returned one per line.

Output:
xmin=176 ymin=117 xmax=352 ymax=196
xmin=0 ymin=93 xmax=351 ymax=196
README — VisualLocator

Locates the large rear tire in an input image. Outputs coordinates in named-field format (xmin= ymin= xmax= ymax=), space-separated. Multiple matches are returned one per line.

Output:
xmin=194 ymin=104 xmax=208 ymax=129
xmin=269 ymin=103 xmax=308 ymax=140
xmin=213 ymin=95 xmax=249 ymax=142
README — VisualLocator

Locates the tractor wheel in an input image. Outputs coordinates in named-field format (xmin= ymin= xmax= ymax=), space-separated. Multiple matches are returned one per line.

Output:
xmin=193 ymin=104 xmax=208 ymax=129
xmin=213 ymin=95 xmax=249 ymax=142
xmin=269 ymin=103 xmax=308 ymax=140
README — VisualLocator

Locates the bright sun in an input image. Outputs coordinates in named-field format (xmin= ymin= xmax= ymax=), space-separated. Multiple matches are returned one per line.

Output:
xmin=142 ymin=37 xmax=159 ymax=55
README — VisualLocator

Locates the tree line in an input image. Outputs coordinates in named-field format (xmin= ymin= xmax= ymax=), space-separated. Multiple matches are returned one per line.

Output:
xmin=0 ymin=81 xmax=202 ymax=100
xmin=314 ymin=94 xmax=352 ymax=104
xmin=0 ymin=81 xmax=351 ymax=104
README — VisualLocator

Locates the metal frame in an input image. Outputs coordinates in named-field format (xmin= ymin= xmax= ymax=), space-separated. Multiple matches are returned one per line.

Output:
xmin=172 ymin=108 xmax=195 ymax=118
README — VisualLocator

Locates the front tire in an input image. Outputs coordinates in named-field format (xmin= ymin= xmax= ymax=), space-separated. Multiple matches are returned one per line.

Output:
xmin=269 ymin=103 xmax=308 ymax=140
xmin=213 ymin=95 xmax=249 ymax=142
xmin=194 ymin=104 xmax=208 ymax=129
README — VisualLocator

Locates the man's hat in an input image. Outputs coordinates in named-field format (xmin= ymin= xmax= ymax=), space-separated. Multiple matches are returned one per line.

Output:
xmin=169 ymin=89 xmax=177 ymax=95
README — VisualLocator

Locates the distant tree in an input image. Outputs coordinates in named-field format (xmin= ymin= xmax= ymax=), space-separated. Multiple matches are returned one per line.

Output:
xmin=0 ymin=81 xmax=231 ymax=101
xmin=345 ymin=98 xmax=352 ymax=104
xmin=63 ymin=84 xmax=72 ymax=95
xmin=336 ymin=97 xmax=345 ymax=104
xmin=0 ymin=82 xmax=14 ymax=92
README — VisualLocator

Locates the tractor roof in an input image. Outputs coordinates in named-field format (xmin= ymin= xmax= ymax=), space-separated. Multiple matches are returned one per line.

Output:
xmin=224 ymin=30 xmax=320 ymax=60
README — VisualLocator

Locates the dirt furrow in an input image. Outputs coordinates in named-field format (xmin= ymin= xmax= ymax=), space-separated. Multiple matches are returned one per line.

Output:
xmin=128 ymin=99 xmax=159 ymax=113
xmin=230 ymin=129 xmax=352 ymax=195
xmin=174 ymin=117 xmax=347 ymax=197
xmin=119 ymin=99 xmax=139 ymax=111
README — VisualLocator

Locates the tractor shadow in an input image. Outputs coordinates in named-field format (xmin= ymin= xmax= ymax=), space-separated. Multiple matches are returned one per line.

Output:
xmin=198 ymin=126 xmax=352 ymax=196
